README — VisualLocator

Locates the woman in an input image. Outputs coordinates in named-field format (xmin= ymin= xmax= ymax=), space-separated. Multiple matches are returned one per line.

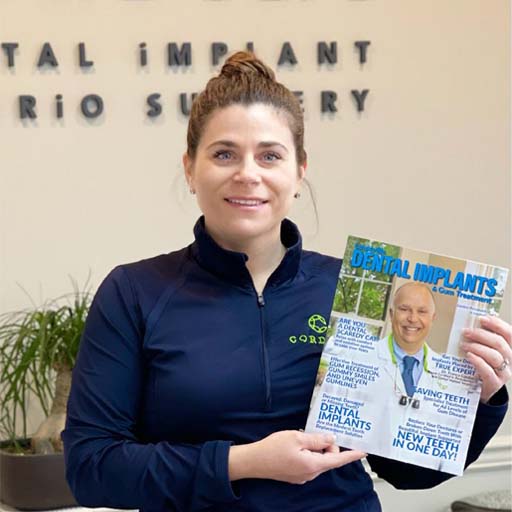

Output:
xmin=62 ymin=52 xmax=510 ymax=512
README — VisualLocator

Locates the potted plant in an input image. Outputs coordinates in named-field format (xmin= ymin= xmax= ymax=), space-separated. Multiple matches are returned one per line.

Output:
xmin=0 ymin=285 xmax=91 ymax=510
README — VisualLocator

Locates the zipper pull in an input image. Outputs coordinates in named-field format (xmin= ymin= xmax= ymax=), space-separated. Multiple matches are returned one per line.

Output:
xmin=257 ymin=293 xmax=265 ymax=307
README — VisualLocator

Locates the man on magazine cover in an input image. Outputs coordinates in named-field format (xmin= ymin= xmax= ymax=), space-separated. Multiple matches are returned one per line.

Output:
xmin=307 ymin=280 xmax=481 ymax=472
xmin=378 ymin=282 xmax=441 ymax=408
xmin=366 ymin=281 xmax=477 ymax=470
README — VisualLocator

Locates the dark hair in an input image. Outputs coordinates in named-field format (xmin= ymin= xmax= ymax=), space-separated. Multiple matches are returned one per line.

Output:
xmin=186 ymin=51 xmax=306 ymax=166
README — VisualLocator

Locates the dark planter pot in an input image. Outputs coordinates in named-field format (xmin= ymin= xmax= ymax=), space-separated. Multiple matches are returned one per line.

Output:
xmin=0 ymin=439 xmax=77 ymax=510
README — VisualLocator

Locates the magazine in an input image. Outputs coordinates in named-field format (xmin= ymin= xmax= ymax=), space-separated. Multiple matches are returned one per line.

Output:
xmin=305 ymin=236 xmax=509 ymax=475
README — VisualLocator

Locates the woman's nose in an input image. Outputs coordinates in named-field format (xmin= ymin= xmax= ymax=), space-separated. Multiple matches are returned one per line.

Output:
xmin=233 ymin=156 xmax=262 ymax=184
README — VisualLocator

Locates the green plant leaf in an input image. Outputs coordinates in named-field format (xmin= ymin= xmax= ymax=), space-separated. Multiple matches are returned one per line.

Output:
xmin=0 ymin=280 xmax=92 ymax=447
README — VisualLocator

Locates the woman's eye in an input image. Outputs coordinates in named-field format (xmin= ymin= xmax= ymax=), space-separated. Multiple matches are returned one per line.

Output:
xmin=213 ymin=150 xmax=233 ymax=161
xmin=261 ymin=152 xmax=281 ymax=162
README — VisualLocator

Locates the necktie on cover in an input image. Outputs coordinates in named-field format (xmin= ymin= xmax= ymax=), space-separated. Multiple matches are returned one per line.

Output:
xmin=402 ymin=356 xmax=417 ymax=397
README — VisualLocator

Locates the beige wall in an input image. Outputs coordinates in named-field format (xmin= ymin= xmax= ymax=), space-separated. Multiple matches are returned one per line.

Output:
xmin=0 ymin=0 xmax=510 ymax=507
xmin=1 ymin=0 xmax=509 ymax=314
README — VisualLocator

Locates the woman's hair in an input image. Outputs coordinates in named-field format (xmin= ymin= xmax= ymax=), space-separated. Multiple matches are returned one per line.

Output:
xmin=186 ymin=51 xmax=306 ymax=166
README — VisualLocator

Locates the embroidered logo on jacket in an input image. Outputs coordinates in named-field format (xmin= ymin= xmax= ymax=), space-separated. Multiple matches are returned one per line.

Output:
xmin=289 ymin=314 xmax=327 ymax=345
xmin=308 ymin=314 xmax=327 ymax=334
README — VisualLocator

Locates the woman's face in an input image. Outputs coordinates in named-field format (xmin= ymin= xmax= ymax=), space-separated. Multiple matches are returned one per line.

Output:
xmin=184 ymin=103 xmax=306 ymax=249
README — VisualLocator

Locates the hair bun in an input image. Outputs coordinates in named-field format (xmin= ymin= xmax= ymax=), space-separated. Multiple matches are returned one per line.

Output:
xmin=220 ymin=51 xmax=276 ymax=81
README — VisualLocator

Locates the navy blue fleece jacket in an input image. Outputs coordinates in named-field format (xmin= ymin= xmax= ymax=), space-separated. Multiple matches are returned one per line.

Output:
xmin=62 ymin=218 xmax=508 ymax=511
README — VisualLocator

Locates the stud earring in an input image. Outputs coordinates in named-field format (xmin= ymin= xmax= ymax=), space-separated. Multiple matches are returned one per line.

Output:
xmin=294 ymin=192 xmax=301 ymax=199
xmin=190 ymin=188 xmax=196 ymax=195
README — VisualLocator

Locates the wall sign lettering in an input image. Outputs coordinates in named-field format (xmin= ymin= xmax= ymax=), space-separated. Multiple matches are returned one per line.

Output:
xmin=1 ymin=40 xmax=372 ymax=120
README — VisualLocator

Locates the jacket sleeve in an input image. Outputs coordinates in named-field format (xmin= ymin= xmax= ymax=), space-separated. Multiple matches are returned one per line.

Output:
xmin=61 ymin=266 xmax=239 ymax=511
xmin=366 ymin=385 xmax=508 ymax=489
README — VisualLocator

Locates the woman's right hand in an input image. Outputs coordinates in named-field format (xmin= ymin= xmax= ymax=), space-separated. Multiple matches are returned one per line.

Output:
xmin=228 ymin=430 xmax=366 ymax=484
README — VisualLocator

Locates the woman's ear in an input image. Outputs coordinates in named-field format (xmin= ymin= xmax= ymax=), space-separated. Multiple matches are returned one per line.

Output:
xmin=299 ymin=161 xmax=308 ymax=181
xmin=300 ymin=150 xmax=308 ymax=180
xmin=183 ymin=152 xmax=195 ymax=192
xmin=299 ymin=156 xmax=307 ymax=182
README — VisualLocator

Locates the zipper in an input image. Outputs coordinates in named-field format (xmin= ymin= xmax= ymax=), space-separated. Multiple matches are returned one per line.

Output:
xmin=257 ymin=292 xmax=272 ymax=411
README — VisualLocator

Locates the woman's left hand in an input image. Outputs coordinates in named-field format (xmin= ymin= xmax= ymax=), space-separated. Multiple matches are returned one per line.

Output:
xmin=462 ymin=316 xmax=512 ymax=403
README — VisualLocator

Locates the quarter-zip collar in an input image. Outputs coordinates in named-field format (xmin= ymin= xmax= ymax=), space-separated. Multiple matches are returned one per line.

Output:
xmin=190 ymin=216 xmax=303 ymax=289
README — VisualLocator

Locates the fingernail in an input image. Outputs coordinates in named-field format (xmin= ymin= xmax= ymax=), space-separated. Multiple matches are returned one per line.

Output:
xmin=324 ymin=434 xmax=336 ymax=443
xmin=462 ymin=328 xmax=471 ymax=336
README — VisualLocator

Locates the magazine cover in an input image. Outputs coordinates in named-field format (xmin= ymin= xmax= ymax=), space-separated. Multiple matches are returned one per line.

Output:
xmin=305 ymin=236 xmax=509 ymax=475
